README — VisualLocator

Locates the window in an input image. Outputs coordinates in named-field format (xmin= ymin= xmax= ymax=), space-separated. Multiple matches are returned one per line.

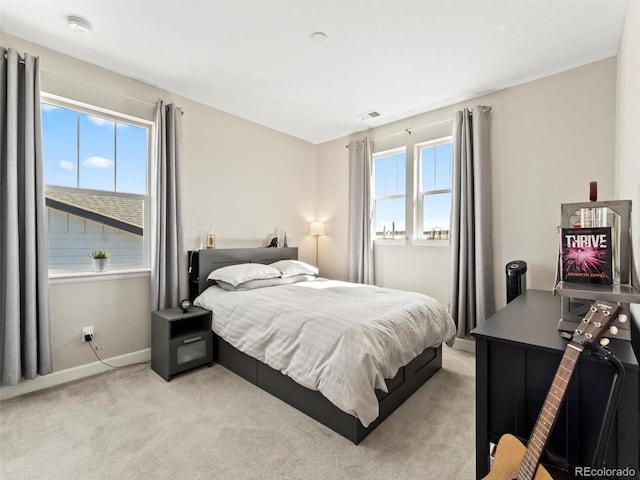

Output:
xmin=371 ymin=136 xmax=452 ymax=243
xmin=41 ymin=97 xmax=151 ymax=271
xmin=373 ymin=148 xmax=406 ymax=239
xmin=417 ymin=139 xmax=452 ymax=238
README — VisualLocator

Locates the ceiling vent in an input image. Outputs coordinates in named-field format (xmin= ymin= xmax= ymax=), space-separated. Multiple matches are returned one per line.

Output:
xmin=358 ymin=110 xmax=382 ymax=121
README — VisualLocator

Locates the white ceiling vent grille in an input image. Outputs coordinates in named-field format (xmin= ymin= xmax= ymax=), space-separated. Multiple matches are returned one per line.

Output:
xmin=358 ymin=110 xmax=383 ymax=121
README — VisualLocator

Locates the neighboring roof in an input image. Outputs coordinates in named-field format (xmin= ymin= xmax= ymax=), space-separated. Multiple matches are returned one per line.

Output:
xmin=45 ymin=189 xmax=143 ymax=236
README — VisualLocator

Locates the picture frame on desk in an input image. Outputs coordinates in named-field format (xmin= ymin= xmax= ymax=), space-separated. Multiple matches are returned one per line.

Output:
xmin=559 ymin=226 xmax=613 ymax=285
xmin=554 ymin=200 xmax=639 ymax=342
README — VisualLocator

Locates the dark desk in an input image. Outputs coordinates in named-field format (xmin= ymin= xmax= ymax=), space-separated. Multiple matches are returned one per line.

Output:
xmin=472 ymin=290 xmax=639 ymax=480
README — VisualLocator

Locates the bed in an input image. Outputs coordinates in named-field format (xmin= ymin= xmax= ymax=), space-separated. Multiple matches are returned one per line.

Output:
xmin=188 ymin=247 xmax=456 ymax=444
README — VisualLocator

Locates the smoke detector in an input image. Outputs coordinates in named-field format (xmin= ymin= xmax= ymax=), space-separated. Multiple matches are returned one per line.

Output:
xmin=67 ymin=16 xmax=92 ymax=34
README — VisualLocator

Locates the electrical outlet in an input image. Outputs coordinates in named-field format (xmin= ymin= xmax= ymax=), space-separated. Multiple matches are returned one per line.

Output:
xmin=81 ymin=326 xmax=94 ymax=342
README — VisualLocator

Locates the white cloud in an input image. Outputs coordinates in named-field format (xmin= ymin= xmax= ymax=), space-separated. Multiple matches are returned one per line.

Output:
xmin=83 ymin=156 xmax=113 ymax=168
xmin=87 ymin=115 xmax=113 ymax=127
xmin=86 ymin=115 xmax=113 ymax=127
xmin=59 ymin=160 xmax=75 ymax=170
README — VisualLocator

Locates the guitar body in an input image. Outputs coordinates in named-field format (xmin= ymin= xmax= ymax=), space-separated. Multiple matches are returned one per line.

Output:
xmin=483 ymin=434 xmax=554 ymax=480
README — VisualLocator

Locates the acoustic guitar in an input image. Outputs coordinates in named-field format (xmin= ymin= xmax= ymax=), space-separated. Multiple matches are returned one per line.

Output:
xmin=483 ymin=299 xmax=624 ymax=480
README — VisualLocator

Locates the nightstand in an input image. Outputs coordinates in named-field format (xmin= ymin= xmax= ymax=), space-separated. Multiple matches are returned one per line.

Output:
xmin=151 ymin=306 xmax=214 ymax=381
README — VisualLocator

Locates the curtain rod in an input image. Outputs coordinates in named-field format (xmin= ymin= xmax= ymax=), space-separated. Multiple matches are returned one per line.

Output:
xmin=4 ymin=49 xmax=184 ymax=114
xmin=2 ymin=49 xmax=26 ymax=62
xmin=40 ymin=67 xmax=158 ymax=107
xmin=42 ymin=68 xmax=185 ymax=115
xmin=346 ymin=117 xmax=453 ymax=147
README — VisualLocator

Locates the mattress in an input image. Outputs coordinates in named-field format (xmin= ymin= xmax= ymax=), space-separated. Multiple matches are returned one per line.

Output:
xmin=194 ymin=278 xmax=456 ymax=427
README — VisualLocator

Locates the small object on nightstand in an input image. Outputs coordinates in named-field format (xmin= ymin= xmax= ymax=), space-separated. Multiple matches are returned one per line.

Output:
xmin=179 ymin=298 xmax=192 ymax=313
xmin=267 ymin=237 xmax=278 ymax=248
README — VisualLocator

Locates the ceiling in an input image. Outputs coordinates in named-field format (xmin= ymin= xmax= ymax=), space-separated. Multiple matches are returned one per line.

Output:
xmin=0 ymin=0 xmax=629 ymax=144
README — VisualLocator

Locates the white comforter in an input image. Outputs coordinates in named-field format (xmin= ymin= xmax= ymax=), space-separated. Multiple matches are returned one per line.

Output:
xmin=194 ymin=278 xmax=456 ymax=427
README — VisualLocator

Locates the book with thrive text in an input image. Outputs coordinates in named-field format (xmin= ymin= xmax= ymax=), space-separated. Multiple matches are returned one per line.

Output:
xmin=560 ymin=226 xmax=613 ymax=285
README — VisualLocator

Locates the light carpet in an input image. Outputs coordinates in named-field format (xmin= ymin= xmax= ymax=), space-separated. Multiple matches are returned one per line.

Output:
xmin=0 ymin=345 xmax=475 ymax=480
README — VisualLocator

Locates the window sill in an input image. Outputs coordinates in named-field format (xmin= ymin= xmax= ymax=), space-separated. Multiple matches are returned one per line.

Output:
xmin=374 ymin=238 xmax=451 ymax=247
xmin=49 ymin=268 xmax=151 ymax=284
xmin=373 ymin=238 xmax=449 ymax=247
xmin=374 ymin=238 xmax=408 ymax=246
xmin=410 ymin=239 xmax=450 ymax=247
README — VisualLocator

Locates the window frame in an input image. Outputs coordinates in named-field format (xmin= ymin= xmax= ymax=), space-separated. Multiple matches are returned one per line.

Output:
xmin=41 ymin=93 xmax=154 ymax=274
xmin=372 ymin=146 xmax=407 ymax=240
xmin=415 ymin=136 xmax=453 ymax=240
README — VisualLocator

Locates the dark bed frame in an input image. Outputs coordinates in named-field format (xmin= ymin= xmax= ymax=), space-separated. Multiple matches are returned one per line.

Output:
xmin=188 ymin=247 xmax=443 ymax=444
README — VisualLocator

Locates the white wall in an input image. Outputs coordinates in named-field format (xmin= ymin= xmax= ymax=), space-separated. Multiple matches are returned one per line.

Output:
xmin=0 ymin=33 xmax=317 ymax=381
xmin=178 ymin=95 xmax=317 ymax=260
xmin=48 ymin=275 xmax=151 ymax=371
xmin=317 ymin=58 xmax=617 ymax=312
xmin=615 ymin=0 xmax=640 ymax=354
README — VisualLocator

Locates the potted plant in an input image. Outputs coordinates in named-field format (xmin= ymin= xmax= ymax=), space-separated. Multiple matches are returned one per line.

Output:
xmin=89 ymin=250 xmax=110 ymax=272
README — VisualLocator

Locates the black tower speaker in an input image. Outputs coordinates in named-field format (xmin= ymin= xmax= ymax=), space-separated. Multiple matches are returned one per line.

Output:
xmin=506 ymin=260 xmax=527 ymax=303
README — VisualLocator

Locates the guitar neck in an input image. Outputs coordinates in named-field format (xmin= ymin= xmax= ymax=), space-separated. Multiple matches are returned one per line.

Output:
xmin=518 ymin=343 xmax=583 ymax=480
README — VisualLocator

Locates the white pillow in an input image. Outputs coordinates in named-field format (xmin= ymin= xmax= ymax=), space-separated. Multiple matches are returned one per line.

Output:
xmin=208 ymin=263 xmax=281 ymax=286
xmin=269 ymin=260 xmax=319 ymax=278
xmin=216 ymin=274 xmax=311 ymax=291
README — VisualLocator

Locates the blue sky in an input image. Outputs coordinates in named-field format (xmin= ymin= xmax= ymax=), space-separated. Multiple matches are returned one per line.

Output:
xmin=421 ymin=143 xmax=452 ymax=232
xmin=41 ymin=103 xmax=147 ymax=195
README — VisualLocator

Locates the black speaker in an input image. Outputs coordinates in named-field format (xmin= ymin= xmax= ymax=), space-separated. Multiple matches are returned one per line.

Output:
xmin=506 ymin=260 xmax=527 ymax=303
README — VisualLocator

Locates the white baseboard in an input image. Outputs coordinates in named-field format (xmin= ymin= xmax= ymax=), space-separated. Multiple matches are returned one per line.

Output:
xmin=0 ymin=348 xmax=151 ymax=401
xmin=450 ymin=337 xmax=475 ymax=353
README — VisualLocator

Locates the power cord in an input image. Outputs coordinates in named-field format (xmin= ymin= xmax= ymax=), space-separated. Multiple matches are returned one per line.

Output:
xmin=85 ymin=335 xmax=150 ymax=369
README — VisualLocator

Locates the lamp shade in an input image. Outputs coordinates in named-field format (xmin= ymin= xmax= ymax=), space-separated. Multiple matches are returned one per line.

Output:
xmin=309 ymin=221 xmax=325 ymax=236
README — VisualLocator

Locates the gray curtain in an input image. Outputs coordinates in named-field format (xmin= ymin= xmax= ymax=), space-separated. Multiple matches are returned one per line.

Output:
xmin=449 ymin=106 xmax=495 ymax=338
xmin=0 ymin=47 xmax=53 ymax=385
xmin=151 ymin=101 xmax=187 ymax=311
xmin=347 ymin=137 xmax=375 ymax=284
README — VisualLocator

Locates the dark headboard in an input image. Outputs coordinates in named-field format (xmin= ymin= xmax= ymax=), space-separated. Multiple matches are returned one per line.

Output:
xmin=188 ymin=247 xmax=298 ymax=300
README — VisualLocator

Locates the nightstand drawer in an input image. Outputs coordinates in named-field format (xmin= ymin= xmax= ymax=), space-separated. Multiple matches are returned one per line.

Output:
xmin=168 ymin=330 xmax=213 ymax=377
